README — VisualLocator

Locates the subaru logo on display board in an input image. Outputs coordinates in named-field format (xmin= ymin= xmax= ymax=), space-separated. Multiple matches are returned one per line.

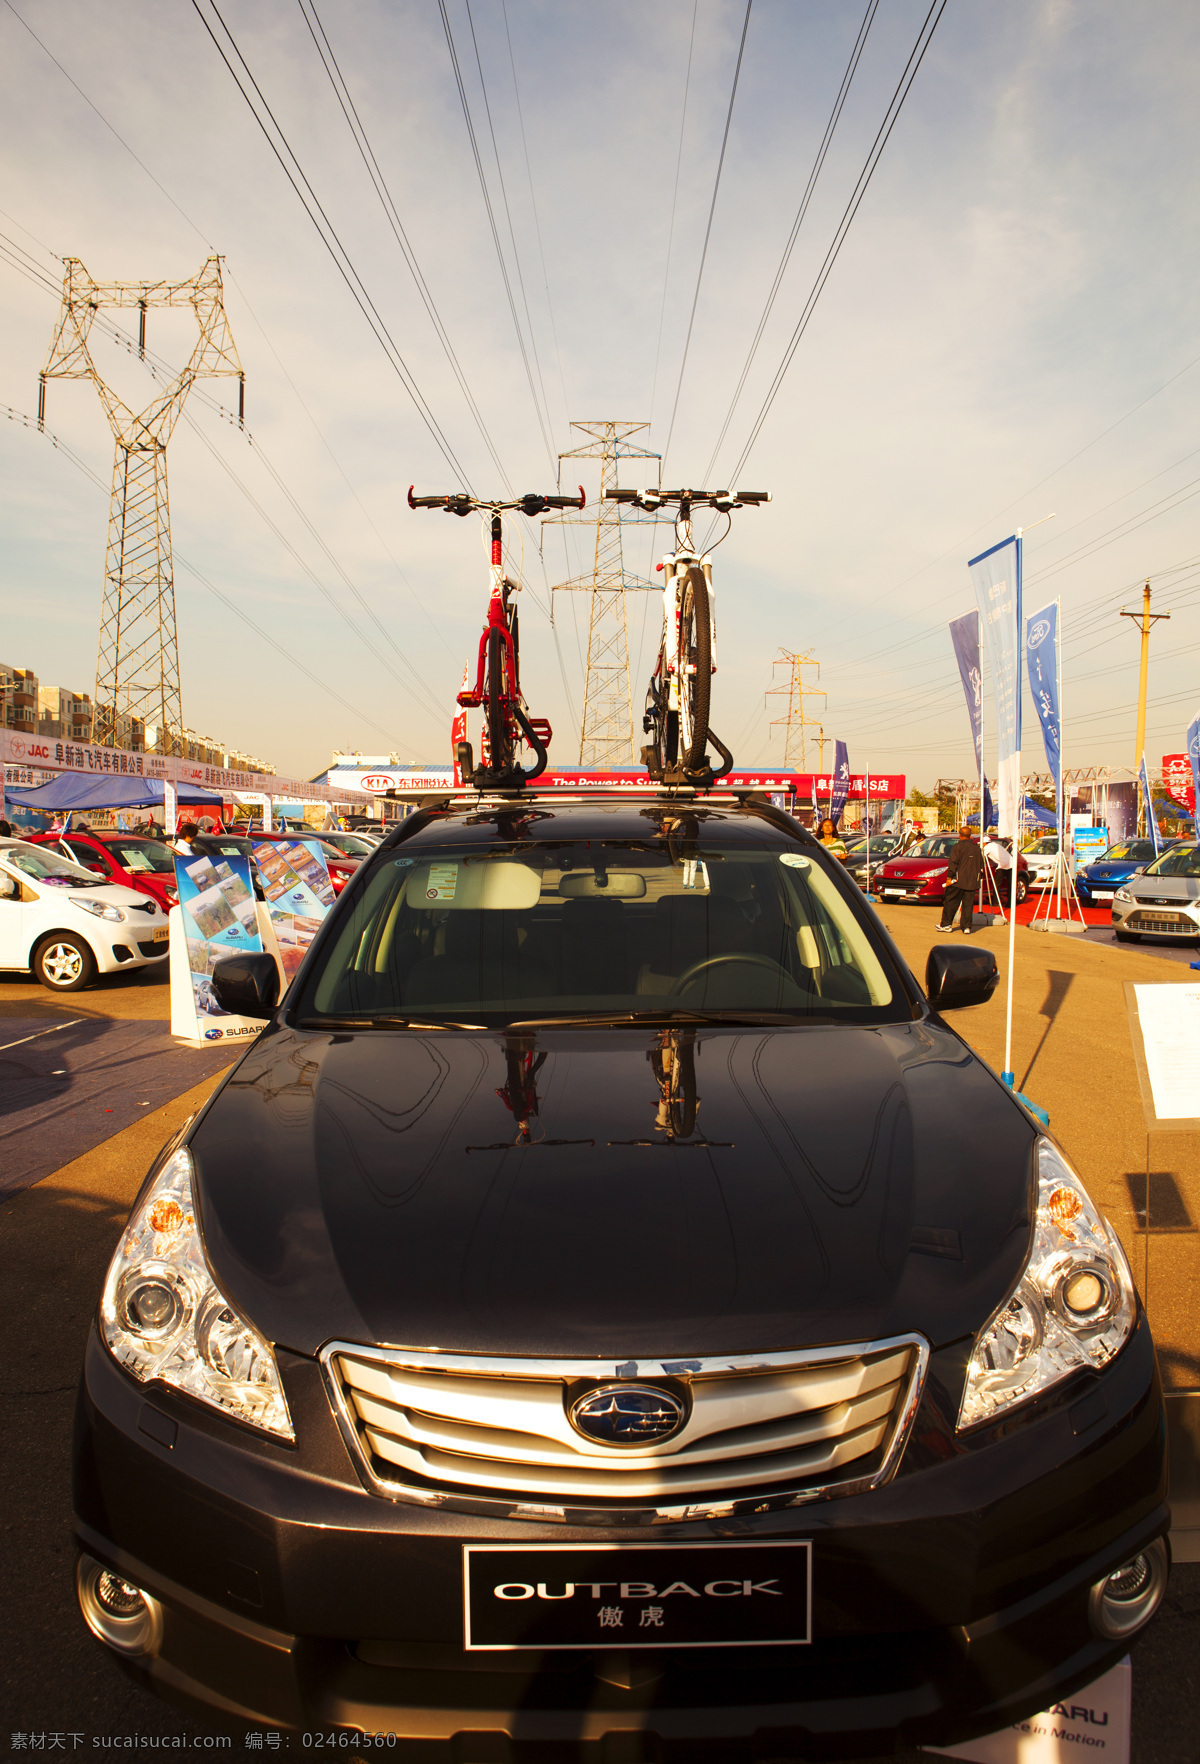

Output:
xmin=204 ymin=1029 xmax=222 ymax=1040
xmin=568 ymin=1384 xmax=686 ymax=1447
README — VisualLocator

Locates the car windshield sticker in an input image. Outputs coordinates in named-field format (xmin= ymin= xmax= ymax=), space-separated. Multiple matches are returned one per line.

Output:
xmin=394 ymin=857 xmax=414 ymax=867
xmin=427 ymin=863 xmax=458 ymax=901
xmin=779 ymin=854 xmax=811 ymax=870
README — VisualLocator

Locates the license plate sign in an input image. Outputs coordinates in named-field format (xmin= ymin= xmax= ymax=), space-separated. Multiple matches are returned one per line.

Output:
xmin=882 ymin=888 xmax=904 ymax=897
xmin=463 ymin=1542 xmax=811 ymax=1651
xmin=153 ymin=926 xmax=169 ymax=943
xmin=1093 ymin=891 xmax=1113 ymax=901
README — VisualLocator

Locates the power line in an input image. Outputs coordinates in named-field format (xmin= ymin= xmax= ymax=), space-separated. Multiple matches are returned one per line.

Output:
xmin=295 ymin=0 xmax=512 ymax=490
xmin=723 ymin=0 xmax=948 ymax=486
xmin=500 ymin=0 xmax=572 ymax=434
xmin=649 ymin=1 xmax=698 ymax=430
xmin=662 ymin=0 xmax=754 ymax=474
xmin=702 ymin=0 xmax=880 ymax=482
xmin=436 ymin=0 xmax=556 ymax=469
xmin=191 ymin=0 xmax=474 ymax=486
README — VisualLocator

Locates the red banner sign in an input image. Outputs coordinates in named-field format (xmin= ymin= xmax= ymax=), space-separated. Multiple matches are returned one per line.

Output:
xmin=1162 ymin=754 xmax=1195 ymax=812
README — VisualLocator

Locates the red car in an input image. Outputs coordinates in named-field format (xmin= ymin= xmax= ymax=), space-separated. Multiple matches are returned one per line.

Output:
xmin=875 ymin=833 xmax=1030 ymax=906
xmin=28 ymin=829 xmax=180 ymax=912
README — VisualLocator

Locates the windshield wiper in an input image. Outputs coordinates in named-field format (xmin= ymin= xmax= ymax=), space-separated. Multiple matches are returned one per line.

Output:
xmin=296 ymin=1015 xmax=487 ymax=1031
xmin=506 ymin=1009 xmax=817 ymax=1028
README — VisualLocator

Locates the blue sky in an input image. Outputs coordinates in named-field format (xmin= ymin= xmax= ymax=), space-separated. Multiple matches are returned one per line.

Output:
xmin=2 ymin=0 xmax=1198 ymax=788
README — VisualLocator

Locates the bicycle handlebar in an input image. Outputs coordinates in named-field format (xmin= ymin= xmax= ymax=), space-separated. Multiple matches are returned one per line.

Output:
xmin=408 ymin=487 xmax=586 ymax=516
xmin=605 ymin=487 xmax=770 ymax=510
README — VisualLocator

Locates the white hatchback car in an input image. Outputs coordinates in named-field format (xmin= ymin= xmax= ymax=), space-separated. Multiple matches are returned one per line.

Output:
xmin=0 ymin=837 xmax=169 ymax=992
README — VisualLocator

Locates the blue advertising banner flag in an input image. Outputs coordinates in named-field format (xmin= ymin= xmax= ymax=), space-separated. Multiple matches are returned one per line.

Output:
xmin=830 ymin=741 xmax=850 ymax=827
xmin=949 ymin=611 xmax=995 ymax=830
xmin=1025 ymin=602 xmax=1061 ymax=799
xmin=969 ymin=535 xmax=1022 ymax=837
xmin=1138 ymin=755 xmax=1161 ymax=856
xmin=1188 ymin=711 xmax=1200 ymax=822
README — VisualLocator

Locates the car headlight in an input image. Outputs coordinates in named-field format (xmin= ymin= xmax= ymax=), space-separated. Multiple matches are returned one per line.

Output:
xmin=958 ymin=1139 xmax=1135 ymax=1430
xmin=100 ymin=1147 xmax=293 ymax=1440
xmin=72 ymin=896 xmax=126 ymax=923
xmin=1114 ymin=888 xmax=1131 ymax=902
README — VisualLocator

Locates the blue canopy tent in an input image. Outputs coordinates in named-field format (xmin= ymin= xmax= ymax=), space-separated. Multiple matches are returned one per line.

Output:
xmin=5 ymin=774 xmax=222 ymax=814
xmin=967 ymin=795 xmax=1058 ymax=831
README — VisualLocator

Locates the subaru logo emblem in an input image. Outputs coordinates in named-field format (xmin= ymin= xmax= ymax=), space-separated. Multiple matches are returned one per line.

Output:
xmin=568 ymin=1383 xmax=686 ymax=1448
xmin=204 ymin=1029 xmax=221 ymax=1040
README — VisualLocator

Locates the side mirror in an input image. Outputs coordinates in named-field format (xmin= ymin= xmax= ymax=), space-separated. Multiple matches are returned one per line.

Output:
xmin=926 ymin=944 xmax=1000 ymax=1011
xmin=211 ymin=953 xmax=280 ymax=1019
xmin=0 ymin=873 xmax=17 ymax=900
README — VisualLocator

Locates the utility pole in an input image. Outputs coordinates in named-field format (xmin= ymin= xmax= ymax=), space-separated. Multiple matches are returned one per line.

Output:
xmin=547 ymin=421 xmax=661 ymax=766
xmin=40 ymin=256 xmax=243 ymax=753
xmin=1120 ymin=581 xmax=1170 ymax=832
xmin=765 ymin=649 xmax=825 ymax=771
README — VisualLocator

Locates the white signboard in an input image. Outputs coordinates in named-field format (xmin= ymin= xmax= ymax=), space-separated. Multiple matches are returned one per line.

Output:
xmin=1133 ymin=984 xmax=1200 ymax=1120
xmin=925 ymin=1655 xmax=1129 ymax=1763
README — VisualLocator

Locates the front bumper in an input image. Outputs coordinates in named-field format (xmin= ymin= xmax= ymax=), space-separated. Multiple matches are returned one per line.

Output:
xmin=1112 ymin=897 xmax=1200 ymax=937
xmin=74 ymin=1315 xmax=1167 ymax=1757
xmin=874 ymin=877 xmax=945 ymax=903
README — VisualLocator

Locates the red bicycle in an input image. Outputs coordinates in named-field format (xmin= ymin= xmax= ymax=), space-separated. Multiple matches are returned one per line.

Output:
xmin=408 ymin=487 xmax=584 ymax=790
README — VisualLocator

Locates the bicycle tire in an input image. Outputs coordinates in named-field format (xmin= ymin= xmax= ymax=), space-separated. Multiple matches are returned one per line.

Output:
xmin=486 ymin=626 xmax=510 ymax=771
xmin=679 ymin=565 xmax=711 ymax=769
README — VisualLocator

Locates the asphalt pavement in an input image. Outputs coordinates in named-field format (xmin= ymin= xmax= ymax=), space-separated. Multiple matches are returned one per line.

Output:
xmin=2 ymin=949 xmax=1199 ymax=1760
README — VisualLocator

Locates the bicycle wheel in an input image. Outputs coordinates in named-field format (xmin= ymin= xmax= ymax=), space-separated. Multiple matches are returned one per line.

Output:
xmin=486 ymin=626 xmax=510 ymax=771
xmin=678 ymin=565 xmax=711 ymax=769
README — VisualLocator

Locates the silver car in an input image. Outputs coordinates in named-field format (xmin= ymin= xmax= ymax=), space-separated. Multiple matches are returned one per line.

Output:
xmin=1112 ymin=841 xmax=1200 ymax=941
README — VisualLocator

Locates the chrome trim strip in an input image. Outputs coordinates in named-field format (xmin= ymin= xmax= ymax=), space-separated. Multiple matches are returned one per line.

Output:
xmin=320 ymin=1334 xmax=931 ymax=1527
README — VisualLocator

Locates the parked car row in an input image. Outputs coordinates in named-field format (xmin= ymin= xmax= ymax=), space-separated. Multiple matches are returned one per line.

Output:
xmin=0 ymin=836 xmax=169 ymax=990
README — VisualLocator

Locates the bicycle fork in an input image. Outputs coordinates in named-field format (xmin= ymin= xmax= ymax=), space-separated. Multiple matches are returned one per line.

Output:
xmin=662 ymin=552 xmax=716 ymax=711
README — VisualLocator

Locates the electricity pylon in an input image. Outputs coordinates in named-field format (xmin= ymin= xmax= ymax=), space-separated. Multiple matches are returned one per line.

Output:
xmin=766 ymin=649 xmax=825 ymax=770
xmin=547 ymin=421 xmax=661 ymax=766
xmin=40 ymin=256 xmax=244 ymax=752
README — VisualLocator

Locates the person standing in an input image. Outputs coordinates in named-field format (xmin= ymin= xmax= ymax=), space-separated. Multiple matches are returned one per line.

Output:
xmin=984 ymin=827 xmax=1015 ymax=904
xmin=818 ymin=817 xmax=848 ymax=860
xmin=939 ymin=829 xmax=983 ymax=933
xmin=173 ymin=820 xmax=199 ymax=856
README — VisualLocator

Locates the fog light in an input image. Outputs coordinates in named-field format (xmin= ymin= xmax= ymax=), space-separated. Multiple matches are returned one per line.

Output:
xmin=1088 ymin=1537 xmax=1168 ymax=1640
xmin=76 ymin=1553 xmax=163 ymax=1658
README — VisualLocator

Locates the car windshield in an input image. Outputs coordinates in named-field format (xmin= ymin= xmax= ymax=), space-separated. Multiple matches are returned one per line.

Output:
xmin=324 ymin=833 xmax=374 ymax=856
xmin=103 ymin=837 xmax=176 ymax=874
xmin=1103 ymin=841 xmax=1156 ymax=861
xmin=1024 ymin=838 xmax=1058 ymax=855
xmin=1 ymin=843 xmax=103 ymax=887
xmin=1144 ymin=845 xmax=1200 ymax=878
xmin=294 ymin=836 xmax=909 ymax=1027
xmin=912 ymin=836 xmax=956 ymax=858
xmin=199 ymin=836 xmax=257 ymax=857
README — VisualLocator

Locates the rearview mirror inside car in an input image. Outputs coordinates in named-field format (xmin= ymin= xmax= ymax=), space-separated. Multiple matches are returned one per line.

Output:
xmin=925 ymin=944 xmax=1000 ymax=1011
xmin=211 ymin=953 xmax=280 ymax=1019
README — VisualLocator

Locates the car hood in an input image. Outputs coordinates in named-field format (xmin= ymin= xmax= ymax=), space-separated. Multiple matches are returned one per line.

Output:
xmin=1082 ymin=863 xmax=1133 ymax=881
xmin=1129 ymin=876 xmax=1199 ymax=900
xmin=878 ymin=857 xmax=948 ymax=876
xmin=32 ymin=878 xmax=159 ymax=911
xmin=188 ymin=1022 xmax=1035 ymax=1361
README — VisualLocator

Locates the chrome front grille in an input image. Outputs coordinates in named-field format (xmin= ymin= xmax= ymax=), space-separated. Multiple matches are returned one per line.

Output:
xmin=323 ymin=1338 xmax=927 ymax=1522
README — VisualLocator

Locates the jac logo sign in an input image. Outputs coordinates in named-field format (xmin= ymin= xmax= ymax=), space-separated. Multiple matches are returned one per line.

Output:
xmin=27 ymin=744 xmax=50 ymax=759
xmin=8 ymin=738 xmax=25 ymax=758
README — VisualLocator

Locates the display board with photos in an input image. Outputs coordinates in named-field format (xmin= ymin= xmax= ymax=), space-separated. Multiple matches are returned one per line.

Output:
xmin=251 ymin=838 xmax=336 ymax=980
xmin=174 ymin=850 xmax=264 ymax=1025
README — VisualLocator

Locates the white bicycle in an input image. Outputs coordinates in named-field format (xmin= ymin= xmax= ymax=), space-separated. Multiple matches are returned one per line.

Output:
xmin=606 ymin=486 xmax=770 ymax=783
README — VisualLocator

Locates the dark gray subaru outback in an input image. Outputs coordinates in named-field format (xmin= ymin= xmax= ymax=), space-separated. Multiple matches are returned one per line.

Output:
xmin=74 ymin=793 xmax=1168 ymax=1756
